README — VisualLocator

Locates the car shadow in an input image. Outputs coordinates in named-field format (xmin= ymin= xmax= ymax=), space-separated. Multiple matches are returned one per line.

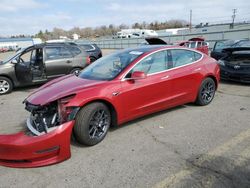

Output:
xmin=109 ymin=105 xmax=187 ymax=132
xmin=70 ymin=105 xmax=188 ymax=147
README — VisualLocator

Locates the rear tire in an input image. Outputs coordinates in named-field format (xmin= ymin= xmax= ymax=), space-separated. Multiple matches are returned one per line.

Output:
xmin=90 ymin=56 xmax=97 ymax=63
xmin=70 ymin=68 xmax=82 ymax=76
xmin=74 ymin=102 xmax=111 ymax=146
xmin=0 ymin=76 xmax=13 ymax=95
xmin=196 ymin=78 xmax=216 ymax=106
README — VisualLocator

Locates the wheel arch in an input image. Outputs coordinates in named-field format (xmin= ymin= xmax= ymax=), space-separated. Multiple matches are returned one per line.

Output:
xmin=69 ymin=67 xmax=83 ymax=74
xmin=205 ymin=74 xmax=218 ymax=90
xmin=0 ymin=74 xmax=14 ymax=86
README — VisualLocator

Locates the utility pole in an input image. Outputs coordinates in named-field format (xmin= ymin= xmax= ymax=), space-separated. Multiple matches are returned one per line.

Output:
xmin=189 ymin=9 xmax=192 ymax=32
xmin=232 ymin=8 xmax=237 ymax=28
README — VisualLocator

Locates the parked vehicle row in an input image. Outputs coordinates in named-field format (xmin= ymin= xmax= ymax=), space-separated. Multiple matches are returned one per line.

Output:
xmin=0 ymin=42 xmax=19 ymax=53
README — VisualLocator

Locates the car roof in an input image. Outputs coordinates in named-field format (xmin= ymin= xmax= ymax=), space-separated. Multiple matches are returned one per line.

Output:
xmin=22 ymin=42 xmax=80 ymax=52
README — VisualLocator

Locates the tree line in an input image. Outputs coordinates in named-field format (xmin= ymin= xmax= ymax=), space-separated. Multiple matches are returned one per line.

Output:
xmin=32 ymin=19 xmax=188 ymax=41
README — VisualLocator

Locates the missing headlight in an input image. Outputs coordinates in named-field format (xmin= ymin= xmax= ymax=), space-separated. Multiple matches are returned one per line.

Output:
xmin=25 ymin=101 xmax=60 ymax=136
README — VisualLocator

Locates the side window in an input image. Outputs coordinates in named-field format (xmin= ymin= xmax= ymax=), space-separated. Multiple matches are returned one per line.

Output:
xmin=45 ymin=47 xmax=72 ymax=60
xmin=69 ymin=46 xmax=81 ymax=56
xmin=190 ymin=42 xmax=196 ymax=48
xmin=171 ymin=49 xmax=200 ymax=67
xmin=197 ymin=42 xmax=202 ymax=48
xmin=45 ymin=47 xmax=61 ymax=60
xmin=194 ymin=52 xmax=202 ymax=61
xmin=60 ymin=47 xmax=73 ymax=58
xmin=128 ymin=51 xmax=167 ymax=76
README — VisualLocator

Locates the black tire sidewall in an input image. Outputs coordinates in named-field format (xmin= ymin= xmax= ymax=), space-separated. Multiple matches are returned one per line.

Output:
xmin=196 ymin=78 xmax=215 ymax=106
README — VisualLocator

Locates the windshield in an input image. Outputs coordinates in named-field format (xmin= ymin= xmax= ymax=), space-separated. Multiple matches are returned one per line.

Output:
xmin=214 ymin=40 xmax=235 ymax=52
xmin=79 ymin=50 xmax=144 ymax=80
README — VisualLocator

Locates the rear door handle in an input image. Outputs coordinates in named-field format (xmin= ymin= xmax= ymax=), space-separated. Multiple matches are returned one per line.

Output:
xmin=161 ymin=75 xmax=169 ymax=80
xmin=66 ymin=60 xmax=72 ymax=63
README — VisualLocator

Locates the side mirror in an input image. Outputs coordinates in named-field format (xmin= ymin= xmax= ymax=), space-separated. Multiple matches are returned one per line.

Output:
xmin=11 ymin=59 xmax=18 ymax=64
xmin=131 ymin=71 xmax=146 ymax=80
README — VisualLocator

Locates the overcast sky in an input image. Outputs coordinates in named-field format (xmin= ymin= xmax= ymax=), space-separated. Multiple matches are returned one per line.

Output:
xmin=0 ymin=0 xmax=249 ymax=36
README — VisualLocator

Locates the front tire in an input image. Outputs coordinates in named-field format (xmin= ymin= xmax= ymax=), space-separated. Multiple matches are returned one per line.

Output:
xmin=0 ymin=76 xmax=13 ymax=95
xmin=74 ymin=102 xmax=111 ymax=146
xmin=196 ymin=78 xmax=216 ymax=106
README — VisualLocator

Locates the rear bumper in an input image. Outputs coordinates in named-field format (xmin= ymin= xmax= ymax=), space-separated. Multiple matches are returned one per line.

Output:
xmin=0 ymin=121 xmax=74 ymax=168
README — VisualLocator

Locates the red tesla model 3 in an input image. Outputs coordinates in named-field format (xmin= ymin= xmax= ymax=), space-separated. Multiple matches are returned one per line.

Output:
xmin=0 ymin=45 xmax=220 ymax=167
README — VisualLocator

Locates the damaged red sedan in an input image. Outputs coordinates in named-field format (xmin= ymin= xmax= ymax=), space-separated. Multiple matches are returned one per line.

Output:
xmin=0 ymin=45 xmax=220 ymax=168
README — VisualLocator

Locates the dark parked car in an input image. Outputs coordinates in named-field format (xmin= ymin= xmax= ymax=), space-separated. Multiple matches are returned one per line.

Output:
xmin=0 ymin=42 xmax=90 ymax=94
xmin=216 ymin=47 xmax=250 ymax=83
xmin=211 ymin=39 xmax=250 ymax=60
xmin=77 ymin=43 xmax=102 ymax=62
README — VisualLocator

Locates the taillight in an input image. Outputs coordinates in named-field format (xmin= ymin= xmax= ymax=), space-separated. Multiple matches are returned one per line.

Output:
xmin=86 ymin=56 xmax=91 ymax=65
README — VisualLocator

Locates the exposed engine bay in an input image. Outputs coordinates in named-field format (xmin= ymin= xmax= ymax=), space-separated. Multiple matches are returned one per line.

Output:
xmin=25 ymin=101 xmax=61 ymax=136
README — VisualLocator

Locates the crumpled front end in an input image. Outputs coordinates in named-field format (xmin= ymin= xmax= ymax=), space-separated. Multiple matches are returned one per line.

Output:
xmin=0 ymin=121 xmax=74 ymax=168
xmin=0 ymin=95 xmax=79 ymax=168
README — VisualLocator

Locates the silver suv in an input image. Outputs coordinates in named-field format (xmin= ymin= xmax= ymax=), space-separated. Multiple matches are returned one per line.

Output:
xmin=0 ymin=42 xmax=89 ymax=94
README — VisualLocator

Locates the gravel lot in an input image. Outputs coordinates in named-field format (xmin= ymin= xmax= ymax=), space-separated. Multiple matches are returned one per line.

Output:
xmin=0 ymin=50 xmax=250 ymax=188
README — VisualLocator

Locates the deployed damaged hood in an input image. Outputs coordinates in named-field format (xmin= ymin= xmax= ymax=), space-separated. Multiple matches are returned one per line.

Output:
xmin=145 ymin=37 xmax=168 ymax=45
xmin=26 ymin=75 xmax=106 ymax=105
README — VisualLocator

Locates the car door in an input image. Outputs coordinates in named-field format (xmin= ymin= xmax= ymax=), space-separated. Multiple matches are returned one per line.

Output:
xmin=166 ymin=49 xmax=204 ymax=105
xmin=15 ymin=49 xmax=33 ymax=85
xmin=120 ymin=50 xmax=172 ymax=121
xmin=44 ymin=46 xmax=74 ymax=78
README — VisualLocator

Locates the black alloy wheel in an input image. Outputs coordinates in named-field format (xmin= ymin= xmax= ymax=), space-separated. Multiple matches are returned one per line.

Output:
xmin=74 ymin=102 xmax=111 ymax=146
xmin=196 ymin=78 xmax=216 ymax=106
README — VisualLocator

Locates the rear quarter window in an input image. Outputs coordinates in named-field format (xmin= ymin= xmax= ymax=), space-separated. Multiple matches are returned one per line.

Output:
xmin=68 ymin=46 xmax=82 ymax=56
xmin=171 ymin=49 xmax=202 ymax=67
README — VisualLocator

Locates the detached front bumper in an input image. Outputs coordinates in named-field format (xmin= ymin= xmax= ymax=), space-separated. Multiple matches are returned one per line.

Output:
xmin=0 ymin=120 xmax=74 ymax=168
